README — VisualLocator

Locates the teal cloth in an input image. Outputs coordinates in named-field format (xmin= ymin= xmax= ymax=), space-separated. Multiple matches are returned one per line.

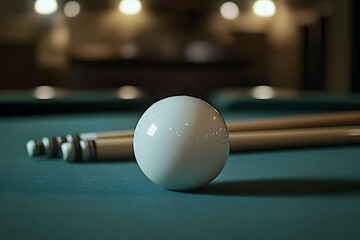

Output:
xmin=1 ymin=109 xmax=360 ymax=240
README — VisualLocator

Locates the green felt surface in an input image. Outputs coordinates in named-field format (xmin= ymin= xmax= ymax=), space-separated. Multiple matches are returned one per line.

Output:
xmin=1 ymin=105 xmax=360 ymax=239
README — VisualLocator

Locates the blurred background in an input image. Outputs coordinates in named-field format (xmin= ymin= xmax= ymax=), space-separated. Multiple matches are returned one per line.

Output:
xmin=0 ymin=0 xmax=359 ymax=108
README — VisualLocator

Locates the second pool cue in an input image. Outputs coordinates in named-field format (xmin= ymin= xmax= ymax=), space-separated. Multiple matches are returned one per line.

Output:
xmin=61 ymin=126 xmax=360 ymax=162
xmin=27 ymin=110 xmax=360 ymax=158
xmin=61 ymin=137 xmax=134 ymax=162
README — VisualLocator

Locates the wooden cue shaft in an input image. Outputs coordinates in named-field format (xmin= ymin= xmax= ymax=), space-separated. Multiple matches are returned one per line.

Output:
xmin=226 ymin=110 xmax=360 ymax=132
xmin=80 ymin=130 xmax=134 ymax=139
xmin=229 ymin=126 xmax=360 ymax=152
xmin=83 ymin=126 xmax=360 ymax=161
xmin=95 ymin=137 xmax=134 ymax=160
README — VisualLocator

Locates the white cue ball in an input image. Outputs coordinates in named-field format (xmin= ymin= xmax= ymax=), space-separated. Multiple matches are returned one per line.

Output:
xmin=133 ymin=96 xmax=230 ymax=191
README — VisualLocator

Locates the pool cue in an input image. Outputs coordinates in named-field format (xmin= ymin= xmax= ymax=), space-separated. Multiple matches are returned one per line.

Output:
xmin=27 ymin=110 xmax=360 ymax=158
xmin=61 ymin=126 xmax=360 ymax=162
xmin=229 ymin=126 xmax=360 ymax=151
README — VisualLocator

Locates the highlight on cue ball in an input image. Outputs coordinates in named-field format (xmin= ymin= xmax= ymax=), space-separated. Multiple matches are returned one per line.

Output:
xmin=133 ymin=95 xmax=230 ymax=191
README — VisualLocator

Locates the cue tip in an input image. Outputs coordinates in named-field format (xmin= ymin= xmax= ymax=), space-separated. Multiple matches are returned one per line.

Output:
xmin=61 ymin=142 xmax=76 ymax=162
xmin=26 ymin=139 xmax=45 ymax=157
xmin=41 ymin=137 xmax=54 ymax=156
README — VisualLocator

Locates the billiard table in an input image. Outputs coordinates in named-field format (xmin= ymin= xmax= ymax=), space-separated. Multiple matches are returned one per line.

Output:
xmin=1 ymin=92 xmax=360 ymax=240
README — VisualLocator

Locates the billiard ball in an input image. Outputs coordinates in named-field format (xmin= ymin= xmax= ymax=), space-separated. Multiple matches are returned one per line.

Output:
xmin=133 ymin=96 xmax=230 ymax=191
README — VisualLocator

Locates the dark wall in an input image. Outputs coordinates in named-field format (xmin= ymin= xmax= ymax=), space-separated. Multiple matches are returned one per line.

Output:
xmin=352 ymin=0 xmax=360 ymax=91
